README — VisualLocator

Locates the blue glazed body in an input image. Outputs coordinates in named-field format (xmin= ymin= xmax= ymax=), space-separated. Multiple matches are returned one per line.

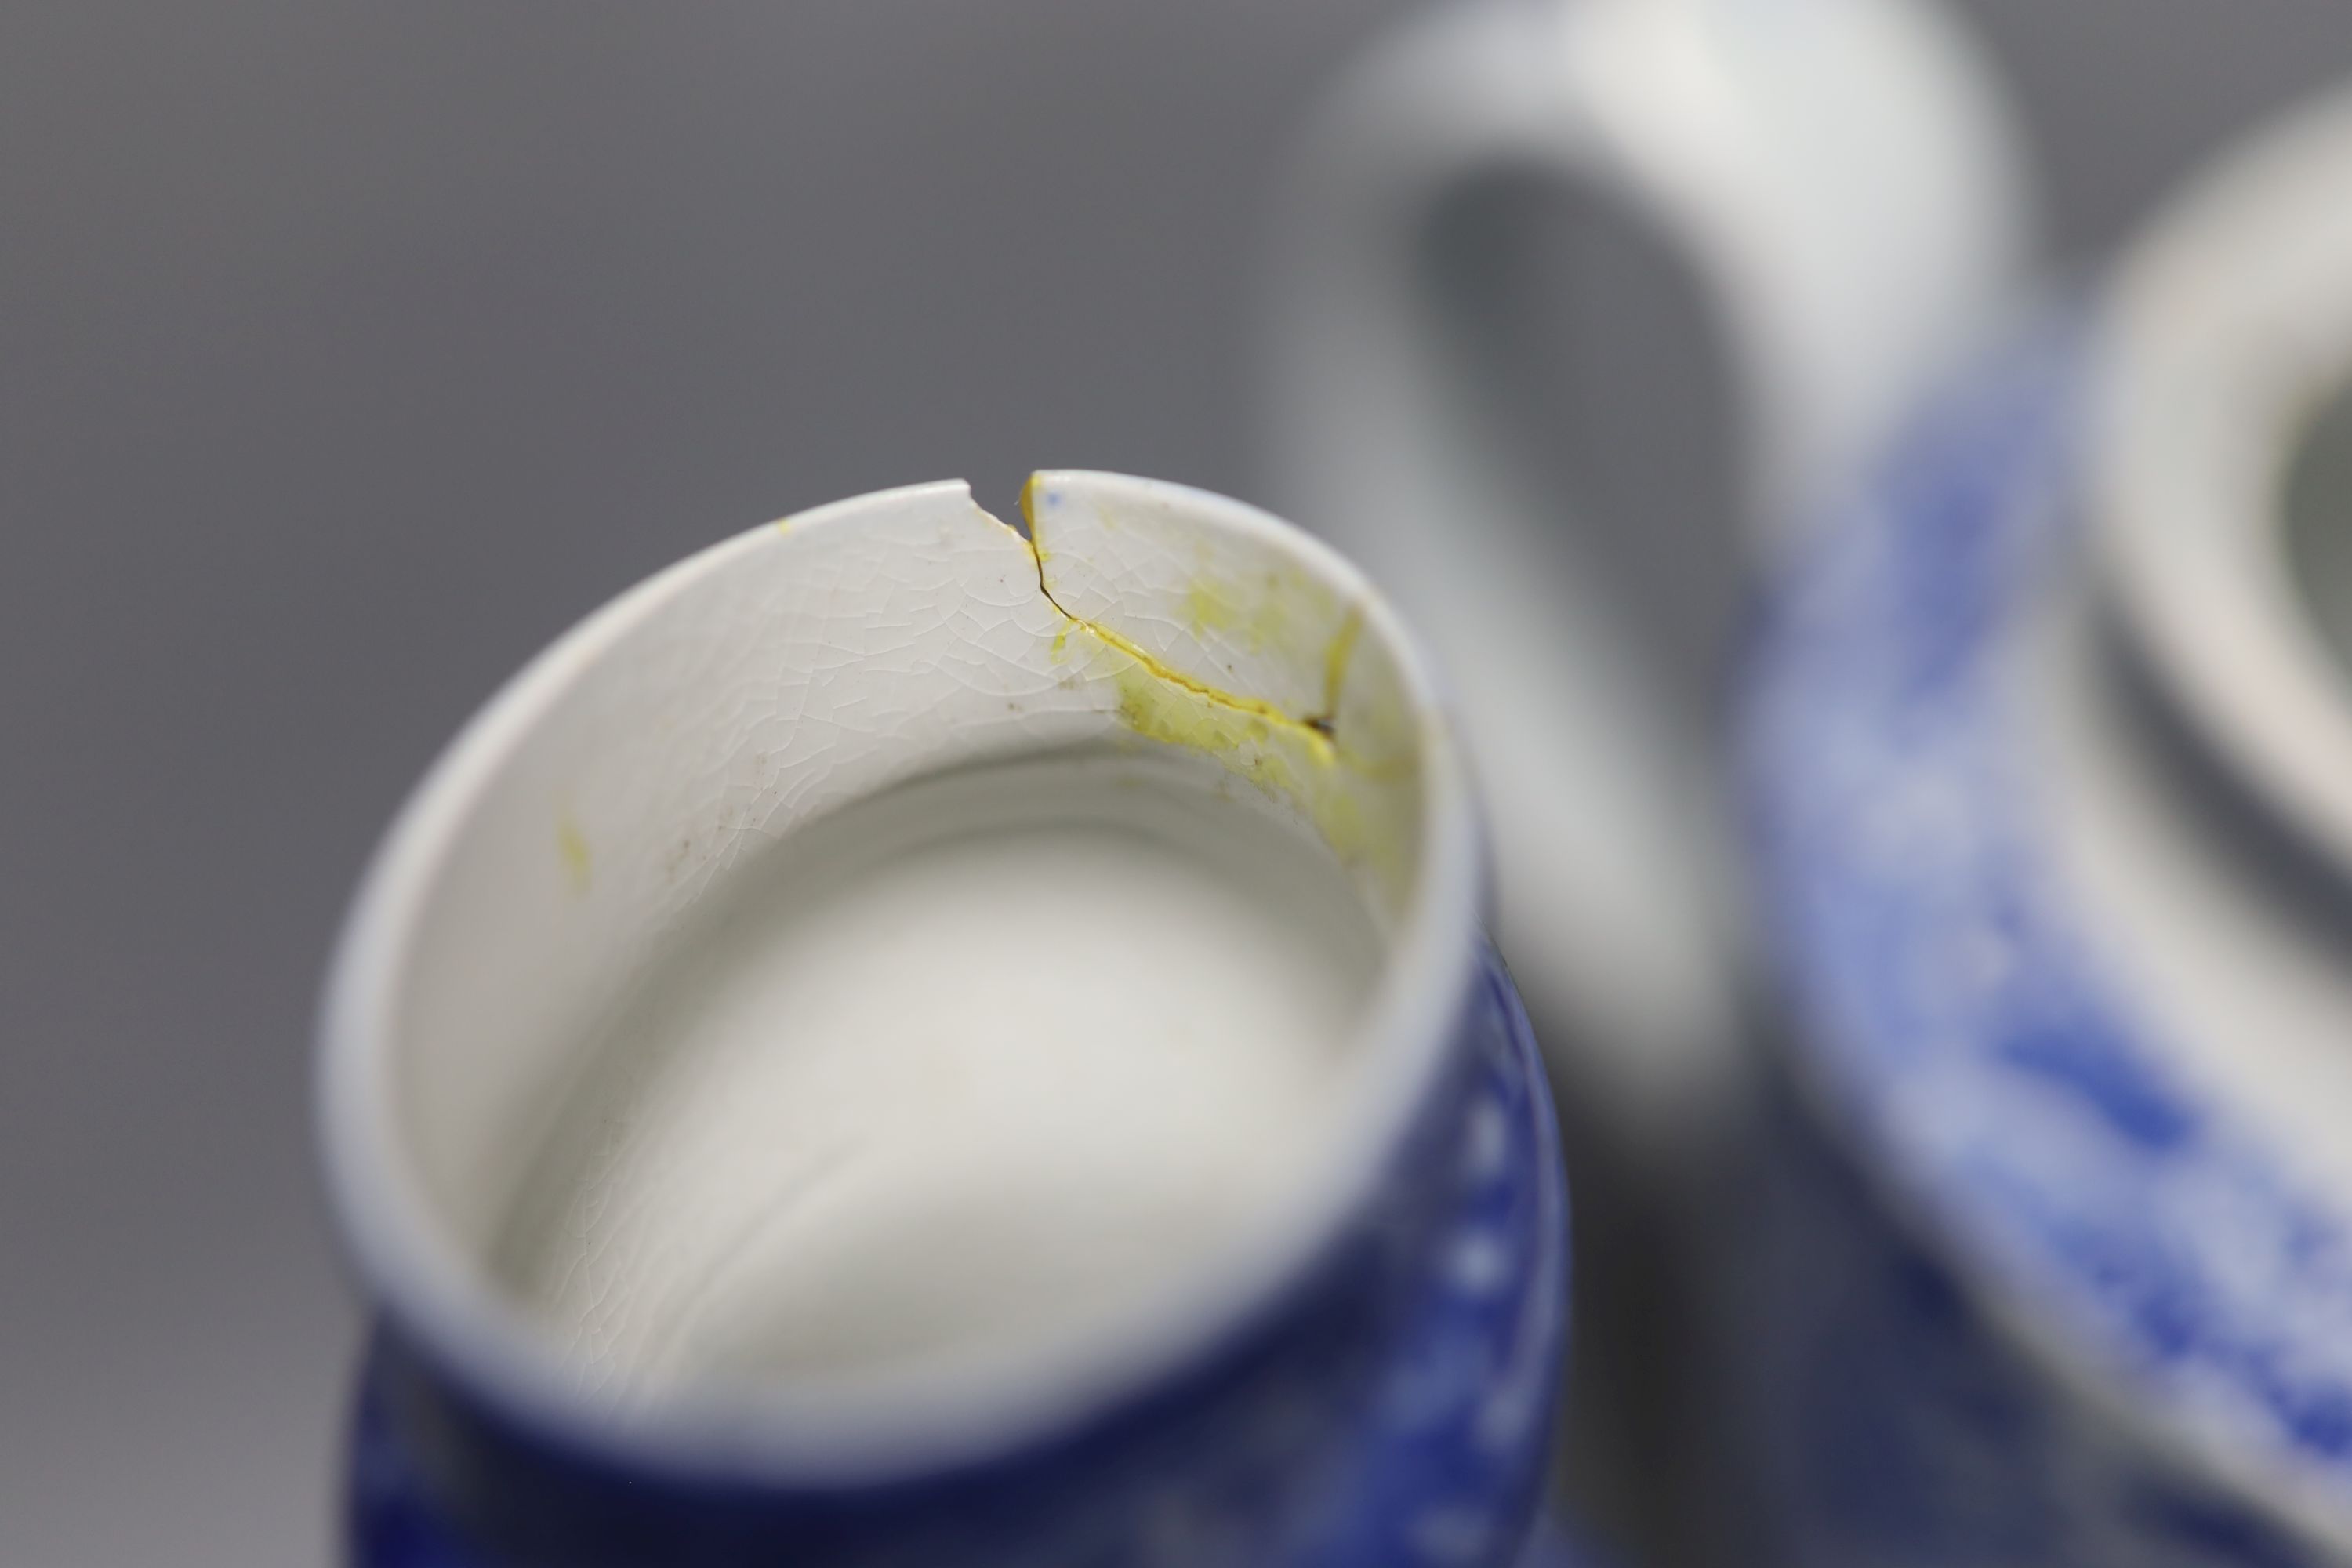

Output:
xmin=348 ymin=944 xmax=1570 ymax=1568
xmin=1739 ymin=310 xmax=2352 ymax=1565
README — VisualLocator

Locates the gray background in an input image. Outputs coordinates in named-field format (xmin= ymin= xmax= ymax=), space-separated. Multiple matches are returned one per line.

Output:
xmin=5 ymin=3 xmax=2349 ymax=1562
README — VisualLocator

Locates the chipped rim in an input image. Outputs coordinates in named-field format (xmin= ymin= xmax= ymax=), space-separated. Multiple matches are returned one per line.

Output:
xmin=315 ymin=473 xmax=1486 ymax=1486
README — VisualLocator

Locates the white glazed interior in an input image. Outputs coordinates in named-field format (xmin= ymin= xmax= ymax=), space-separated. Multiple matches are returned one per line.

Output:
xmin=319 ymin=471 xmax=1479 ymax=1479
xmin=492 ymin=750 xmax=1388 ymax=1407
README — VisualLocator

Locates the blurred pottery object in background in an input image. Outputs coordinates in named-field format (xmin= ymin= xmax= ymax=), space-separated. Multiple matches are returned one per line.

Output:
xmin=1265 ymin=0 xmax=2031 ymax=1559
xmin=319 ymin=474 xmax=1576 ymax=1566
xmin=1742 ymin=85 xmax=2352 ymax=1564
xmin=1266 ymin=0 xmax=2031 ymax=1137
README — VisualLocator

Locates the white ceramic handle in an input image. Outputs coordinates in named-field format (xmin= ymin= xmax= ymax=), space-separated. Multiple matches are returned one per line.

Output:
xmin=1264 ymin=0 xmax=2033 ymax=1127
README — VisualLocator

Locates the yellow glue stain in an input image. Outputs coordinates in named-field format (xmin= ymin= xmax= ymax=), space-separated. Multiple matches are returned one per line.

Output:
xmin=1183 ymin=579 xmax=1242 ymax=637
xmin=1107 ymin=661 xmax=1376 ymax=865
xmin=1081 ymin=614 xmax=1325 ymax=757
xmin=1018 ymin=479 xmax=1330 ymax=754
xmin=556 ymin=812 xmax=593 ymax=896
xmin=1321 ymin=606 xmax=1363 ymax=720
xmin=1181 ymin=574 xmax=1302 ymax=655
xmin=1010 ymin=475 xmax=1410 ymax=891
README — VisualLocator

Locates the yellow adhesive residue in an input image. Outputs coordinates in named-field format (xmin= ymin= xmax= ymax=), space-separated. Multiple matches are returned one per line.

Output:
xmin=1183 ymin=579 xmax=1242 ymax=637
xmin=557 ymin=812 xmax=593 ymax=897
xmin=1075 ymin=608 xmax=1330 ymax=760
xmin=1108 ymin=661 xmax=1373 ymax=866
xmin=1320 ymin=606 xmax=1363 ymax=721
xmin=1012 ymin=475 xmax=1411 ymax=895
xmin=1017 ymin=477 xmax=1333 ymax=760
xmin=1181 ymin=573 xmax=1304 ymax=656
xmin=1112 ymin=662 xmax=1275 ymax=760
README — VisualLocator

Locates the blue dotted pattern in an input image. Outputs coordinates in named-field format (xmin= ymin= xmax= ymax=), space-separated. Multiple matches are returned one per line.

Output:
xmin=347 ymin=945 xmax=1572 ymax=1567
xmin=1740 ymin=309 xmax=2352 ymax=1563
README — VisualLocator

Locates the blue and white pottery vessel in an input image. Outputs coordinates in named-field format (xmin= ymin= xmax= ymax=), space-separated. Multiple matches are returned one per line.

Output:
xmin=1277 ymin=3 xmax=2352 ymax=1560
xmin=1740 ymin=85 xmax=2352 ymax=1566
xmin=318 ymin=472 xmax=1581 ymax=1566
xmin=1268 ymin=2 xmax=2029 ymax=1555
